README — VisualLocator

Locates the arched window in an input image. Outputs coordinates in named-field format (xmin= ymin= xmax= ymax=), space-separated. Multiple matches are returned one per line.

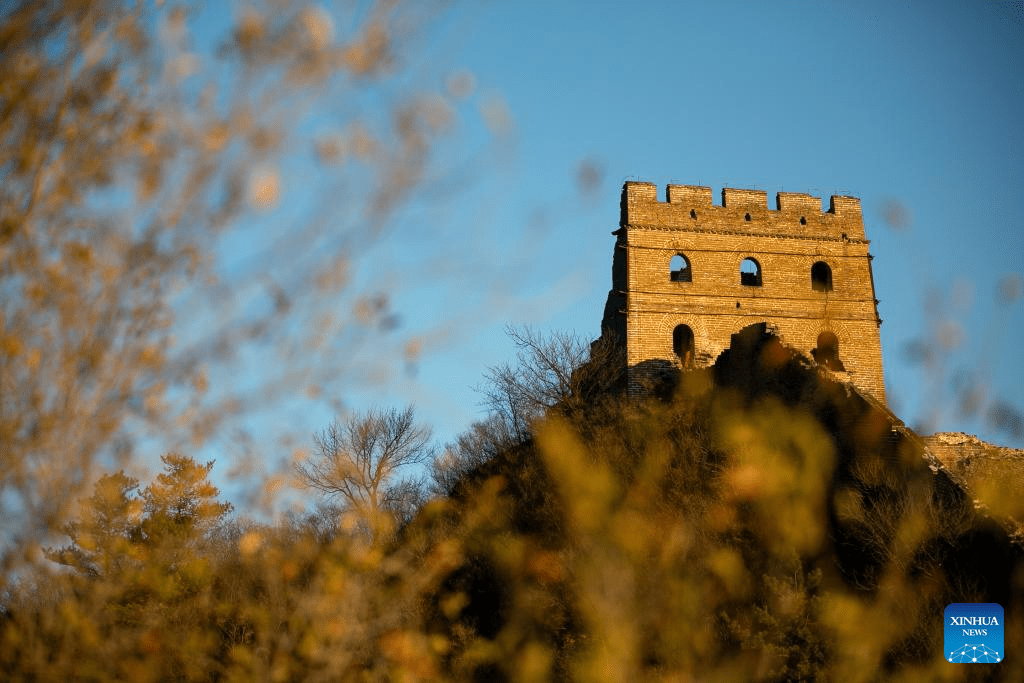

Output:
xmin=669 ymin=254 xmax=692 ymax=282
xmin=812 ymin=331 xmax=846 ymax=371
xmin=673 ymin=324 xmax=695 ymax=368
xmin=811 ymin=261 xmax=833 ymax=292
xmin=740 ymin=257 xmax=762 ymax=286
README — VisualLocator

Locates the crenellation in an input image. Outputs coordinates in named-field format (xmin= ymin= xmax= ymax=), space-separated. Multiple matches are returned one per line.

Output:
xmin=622 ymin=182 xmax=867 ymax=241
xmin=721 ymin=188 xmax=768 ymax=209
xmin=828 ymin=195 xmax=862 ymax=218
xmin=625 ymin=181 xmax=658 ymax=202
xmin=604 ymin=179 xmax=886 ymax=404
xmin=666 ymin=184 xmax=713 ymax=206
xmin=776 ymin=192 xmax=822 ymax=213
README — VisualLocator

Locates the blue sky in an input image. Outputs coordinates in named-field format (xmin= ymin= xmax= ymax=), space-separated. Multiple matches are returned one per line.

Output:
xmin=361 ymin=0 xmax=1023 ymax=450
xmin=170 ymin=0 xmax=1024 ymax=508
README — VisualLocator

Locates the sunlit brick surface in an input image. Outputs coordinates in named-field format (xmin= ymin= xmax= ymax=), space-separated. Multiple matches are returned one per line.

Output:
xmin=602 ymin=182 xmax=886 ymax=403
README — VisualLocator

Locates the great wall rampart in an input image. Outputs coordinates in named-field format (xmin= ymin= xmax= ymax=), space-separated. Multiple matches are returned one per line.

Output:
xmin=601 ymin=181 xmax=886 ymax=403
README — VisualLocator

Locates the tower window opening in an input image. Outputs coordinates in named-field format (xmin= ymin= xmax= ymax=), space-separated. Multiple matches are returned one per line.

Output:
xmin=740 ymin=257 xmax=762 ymax=286
xmin=811 ymin=261 xmax=833 ymax=292
xmin=812 ymin=330 xmax=846 ymax=371
xmin=673 ymin=324 xmax=695 ymax=369
xmin=744 ymin=212 xmax=752 ymax=221
xmin=669 ymin=254 xmax=692 ymax=282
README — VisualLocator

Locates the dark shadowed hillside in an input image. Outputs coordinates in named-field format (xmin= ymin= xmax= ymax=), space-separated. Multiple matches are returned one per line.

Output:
xmin=418 ymin=323 xmax=1023 ymax=681
xmin=4 ymin=324 xmax=1021 ymax=682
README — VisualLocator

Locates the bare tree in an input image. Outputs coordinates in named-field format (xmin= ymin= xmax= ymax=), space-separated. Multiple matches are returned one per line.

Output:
xmin=426 ymin=328 xmax=624 ymax=499
xmin=479 ymin=326 xmax=623 ymax=441
xmin=429 ymin=414 xmax=512 ymax=496
xmin=295 ymin=406 xmax=432 ymax=540
xmin=480 ymin=326 xmax=589 ymax=439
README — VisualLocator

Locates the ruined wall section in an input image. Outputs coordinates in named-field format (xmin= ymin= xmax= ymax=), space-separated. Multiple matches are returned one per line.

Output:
xmin=612 ymin=181 xmax=886 ymax=403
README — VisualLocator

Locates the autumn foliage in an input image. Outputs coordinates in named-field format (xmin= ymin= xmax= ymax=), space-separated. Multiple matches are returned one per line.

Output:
xmin=2 ymin=2 xmax=1023 ymax=682
xmin=1 ymin=323 xmax=1021 ymax=681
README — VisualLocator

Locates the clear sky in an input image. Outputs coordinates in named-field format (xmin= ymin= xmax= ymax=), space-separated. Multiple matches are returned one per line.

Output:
xmin=169 ymin=0 xmax=1024 ymax=510
xmin=352 ymin=0 xmax=1023 ymax=450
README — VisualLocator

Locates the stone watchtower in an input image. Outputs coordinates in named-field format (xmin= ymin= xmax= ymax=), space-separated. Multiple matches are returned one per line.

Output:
xmin=601 ymin=181 xmax=886 ymax=403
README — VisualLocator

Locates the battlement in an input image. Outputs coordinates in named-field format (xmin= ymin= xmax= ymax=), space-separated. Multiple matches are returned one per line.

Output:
xmin=607 ymin=178 xmax=884 ymax=405
xmin=621 ymin=181 xmax=865 ymax=240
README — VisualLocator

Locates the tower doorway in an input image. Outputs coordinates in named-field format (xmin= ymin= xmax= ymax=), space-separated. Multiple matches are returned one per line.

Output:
xmin=673 ymin=324 xmax=695 ymax=368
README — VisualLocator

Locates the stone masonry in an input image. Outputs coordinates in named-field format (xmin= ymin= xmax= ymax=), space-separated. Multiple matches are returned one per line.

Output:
xmin=601 ymin=181 xmax=886 ymax=403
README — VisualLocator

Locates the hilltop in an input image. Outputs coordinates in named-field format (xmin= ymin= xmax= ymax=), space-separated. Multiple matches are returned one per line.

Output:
xmin=419 ymin=323 xmax=1023 ymax=681
xmin=4 ymin=324 xmax=1021 ymax=682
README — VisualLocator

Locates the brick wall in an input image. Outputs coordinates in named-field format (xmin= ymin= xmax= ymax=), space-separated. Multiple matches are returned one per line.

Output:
xmin=603 ymin=182 xmax=886 ymax=403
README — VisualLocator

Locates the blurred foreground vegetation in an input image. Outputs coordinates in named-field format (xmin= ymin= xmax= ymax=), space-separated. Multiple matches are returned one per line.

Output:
xmin=2 ymin=1 xmax=1023 ymax=681
xmin=4 ymin=325 xmax=1023 ymax=681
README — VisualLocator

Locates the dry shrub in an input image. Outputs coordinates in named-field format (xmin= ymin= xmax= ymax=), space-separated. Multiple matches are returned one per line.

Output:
xmin=1 ymin=0 xmax=485 ymax=556
xmin=3 ymin=3 xmax=1023 ymax=681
